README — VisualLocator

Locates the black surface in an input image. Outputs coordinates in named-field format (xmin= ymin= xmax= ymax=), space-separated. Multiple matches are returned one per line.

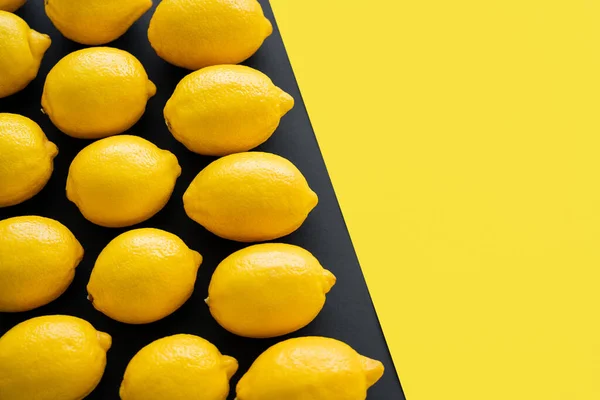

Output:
xmin=0 ymin=1 xmax=404 ymax=399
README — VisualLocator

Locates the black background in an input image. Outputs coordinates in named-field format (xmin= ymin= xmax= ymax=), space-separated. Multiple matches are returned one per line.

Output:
xmin=0 ymin=1 xmax=405 ymax=399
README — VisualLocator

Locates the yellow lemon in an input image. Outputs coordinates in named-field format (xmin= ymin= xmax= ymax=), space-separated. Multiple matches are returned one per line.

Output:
xmin=164 ymin=65 xmax=294 ymax=156
xmin=42 ymin=47 xmax=156 ymax=139
xmin=0 ymin=315 xmax=111 ymax=400
xmin=120 ymin=334 xmax=237 ymax=400
xmin=0 ymin=11 xmax=50 ymax=98
xmin=0 ymin=0 xmax=26 ymax=12
xmin=237 ymin=337 xmax=385 ymax=400
xmin=87 ymin=228 xmax=202 ymax=324
xmin=183 ymin=152 xmax=317 ymax=242
xmin=46 ymin=0 xmax=152 ymax=45
xmin=0 ymin=113 xmax=57 ymax=207
xmin=67 ymin=135 xmax=180 ymax=228
xmin=148 ymin=0 xmax=272 ymax=70
xmin=0 ymin=216 xmax=83 ymax=312
xmin=207 ymin=243 xmax=335 ymax=338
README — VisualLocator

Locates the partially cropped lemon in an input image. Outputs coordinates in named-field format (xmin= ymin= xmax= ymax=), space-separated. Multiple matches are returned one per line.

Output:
xmin=183 ymin=152 xmax=317 ymax=242
xmin=148 ymin=0 xmax=272 ymax=70
xmin=237 ymin=337 xmax=384 ymax=400
xmin=207 ymin=243 xmax=335 ymax=338
xmin=67 ymin=135 xmax=180 ymax=228
xmin=0 ymin=315 xmax=111 ymax=400
xmin=0 ymin=11 xmax=50 ymax=98
xmin=42 ymin=47 xmax=156 ymax=139
xmin=87 ymin=228 xmax=202 ymax=324
xmin=46 ymin=0 xmax=152 ymax=45
xmin=0 ymin=0 xmax=26 ymax=12
xmin=0 ymin=113 xmax=57 ymax=207
xmin=165 ymin=65 xmax=294 ymax=156
xmin=0 ymin=216 xmax=83 ymax=312
xmin=120 ymin=334 xmax=237 ymax=400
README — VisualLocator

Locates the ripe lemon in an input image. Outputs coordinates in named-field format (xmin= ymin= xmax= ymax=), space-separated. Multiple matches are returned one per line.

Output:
xmin=183 ymin=152 xmax=317 ymax=242
xmin=45 ymin=0 xmax=152 ymax=45
xmin=0 ymin=113 xmax=57 ymax=207
xmin=164 ymin=65 xmax=294 ymax=156
xmin=148 ymin=0 xmax=272 ymax=70
xmin=120 ymin=334 xmax=237 ymax=400
xmin=0 ymin=315 xmax=111 ymax=400
xmin=0 ymin=11 xmax=50 ymax=98
xmin=0 ymin=0 xmax=26 ymax=12
xmin=42 ymin=47 xmax=156 ymax=139
xmin=0 ymin=216 xmax=83 ymax=312
xmin=237 ymin=337 xmax=385 ymax=400
xmin=87 ymin=228 xmax=202 ymax=324
xmin=207 ymin=243 xmax=335 ymax=338
xmin=67 ymin=135 xmax=180 ymax=228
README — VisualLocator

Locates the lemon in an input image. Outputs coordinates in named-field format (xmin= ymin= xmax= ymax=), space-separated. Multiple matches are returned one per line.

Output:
xmin=120 ymin=334 xmax=237 ymax=400
xmin=237 ymin=337 xmax=384 ymax=400
xmin=0 ymin=113 xmax=58 ymax=207
xmin=0 ymin=315 xmax=111 ymax=400
xmin=207 ymin=243 xmax=335 ymax=338
xmin=67 ymin=135 xmax=180 ymax=228
xmin=0 ymin=11 xmax=50 ymax=98
xmin=0 ymin=0 xmax=26 ymax=12
xmin=183 ymin=152 xmax=317 ymax=242
xmin=164 ymin=65 xmax=294 ymax=156
xmin=0 ymin=216 xmax=83 ymax=312
xmin=42 ymin=47 xmax=156 ymax=139
xmin=148 ymin=0 xmax=272 ymax=70
xmin=46 ymin=0 xmax=152 ymax=45
xmin=87 ymin=228 xmax=202 ymax=324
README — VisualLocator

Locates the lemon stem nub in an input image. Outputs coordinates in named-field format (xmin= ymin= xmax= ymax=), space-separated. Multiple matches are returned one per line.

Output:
xmin=97 ymin=331 xmax=112 ymax=351
xmin=192 ymin=250 xmax=203 ymax=268
xmin=222 ymin=355 xmax=238 ymax=379
xmin=28 ymin=30 xmax=51 ymax=59
xmin=278 ymin=89 xmax=295 ymax=116
xmin=46 ymin=141 xmax=59 ymax=158
xmin=263 ymin=18 xmax=273 ymax=37
xmin=322 ymin=269 xmax=336 ymax=293
xmin=361 ymin=356 xmax=385 ymax=388
xmin=146 ymin=80 xmax=157 ymax=98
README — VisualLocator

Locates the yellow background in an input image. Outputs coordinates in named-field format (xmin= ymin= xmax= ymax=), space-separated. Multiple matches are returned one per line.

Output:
xmin=271 ymin=1 xmax=600 ymax=399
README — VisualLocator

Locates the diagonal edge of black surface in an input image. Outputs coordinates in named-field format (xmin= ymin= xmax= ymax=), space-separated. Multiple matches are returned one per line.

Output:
xmin=0 ymin=0 xmax=405 ymax=399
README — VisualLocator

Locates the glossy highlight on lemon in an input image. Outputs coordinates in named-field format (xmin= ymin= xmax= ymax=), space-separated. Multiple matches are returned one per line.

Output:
xmin=148 ymin=0 xmax=272 ymax=69
xmin=237 ymin=337 xmax=384 ymax=400
xmin=165 ymin=65 xmax=294 ymax=156
xmin=0 ymin=216 xmax=83 ymax=312
xmin=87 ymin=228 xmax=202 ymax=324
xmin=183 ymin=152 xmax=317 ymax=242
xmin=0 ymin=113 xmax=57 ymax=207
xmin=67 ymin=135 xmax=180 ymax=228
xmin=207 ymin=243 xmax=335 ymax=338
xmin=0 ymin=315 xmax=111 ymax=400
xmin=0 ymin=0 xmax=26 ymax=12
xmin=120 ymin=334 xmax=237 ymax=400
xmin=45 ymin=0 xmax=152 ymax=45
xmin=0 ymin=11 xmax=50 ymax=98
xmin=42 ymin=47 xmax=156 ymax=139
